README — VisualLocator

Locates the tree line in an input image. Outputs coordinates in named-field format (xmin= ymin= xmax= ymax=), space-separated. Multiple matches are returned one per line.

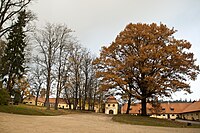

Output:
xmin=29 ymin=23 xmax=99 ymax=110
xmin=0 ymin=0 xmax=101 ymax=111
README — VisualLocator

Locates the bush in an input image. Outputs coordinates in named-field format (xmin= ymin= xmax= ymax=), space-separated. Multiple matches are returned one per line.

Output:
xmin=14 ymin=91 xmax=21 ymax=105
xmin=0 ymin=88 xmax=10 ymax=105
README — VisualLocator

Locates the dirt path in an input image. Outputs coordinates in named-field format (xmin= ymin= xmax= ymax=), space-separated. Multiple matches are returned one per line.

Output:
xmin=0 ymin=112 xmax=200 ymax=133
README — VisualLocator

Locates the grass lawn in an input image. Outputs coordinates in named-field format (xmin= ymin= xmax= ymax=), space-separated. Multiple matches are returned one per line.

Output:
xmin=112 ymin=114 xmax=200 ymax=128
xmin=0 ymin=104 xmax=75 ymax=116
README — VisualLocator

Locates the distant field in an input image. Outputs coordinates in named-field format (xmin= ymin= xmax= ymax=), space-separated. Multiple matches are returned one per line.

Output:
xmin=112 ymin=114 xmax=200 ymax=128
xmin=0 ymin=104 xmax=75 ymax=116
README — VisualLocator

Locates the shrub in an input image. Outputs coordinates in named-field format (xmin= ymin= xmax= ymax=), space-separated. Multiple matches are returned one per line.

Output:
xmin=0 ymin=88 xmax=10 ymax=105
xmin=14 ymin=90 xmax=21 ymax=105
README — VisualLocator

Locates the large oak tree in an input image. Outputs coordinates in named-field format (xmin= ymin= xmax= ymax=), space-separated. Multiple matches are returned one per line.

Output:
xmin=94 ymin=23 xmax=199 ymax=116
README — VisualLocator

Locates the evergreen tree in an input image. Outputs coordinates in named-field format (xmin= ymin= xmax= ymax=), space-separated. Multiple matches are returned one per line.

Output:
xmin=1 ymin=10 xmax=28 ymax=94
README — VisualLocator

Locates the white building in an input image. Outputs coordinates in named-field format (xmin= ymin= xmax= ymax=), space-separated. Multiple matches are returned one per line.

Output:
xmin=105 ymin=96 xmax=118 ymax=115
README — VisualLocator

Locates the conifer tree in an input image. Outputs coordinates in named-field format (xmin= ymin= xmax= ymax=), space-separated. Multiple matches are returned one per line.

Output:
xmin=2 ymin=10 xmax=28 ymax=93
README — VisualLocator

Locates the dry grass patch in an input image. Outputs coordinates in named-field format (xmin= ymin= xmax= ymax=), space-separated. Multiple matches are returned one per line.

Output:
xmin=0 ymin=104 xmax=74 ymax=116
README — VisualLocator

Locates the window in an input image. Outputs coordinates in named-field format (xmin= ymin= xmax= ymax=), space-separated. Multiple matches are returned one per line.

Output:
xmin=108 ymin=104 xmax=110 ymax=107
xmin=170 ymin=107 xmax=174 ymax=111
xmin=162 ymin=108 xmax=165 ymax=110
xmin=163 ymin=114 xmax=165 ymax=116
xmin=172 ymin=114 xmax=174 ymax=116
xmin=113 ymin=104 xmax=115 ymax=107
xmin=30 ymin=102 xmax=32 ymax=104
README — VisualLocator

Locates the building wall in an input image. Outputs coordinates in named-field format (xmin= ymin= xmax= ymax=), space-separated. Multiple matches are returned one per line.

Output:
xmin=94 ymin=104 xmax=105 ymax=113
xmin=37 ymin=102 xmax=44 ymax=106
xmin=58 ymin=103 xmax=68 ymax=109
xmin=105 ymin=103 xmax=118 ymax=115
xmin=180 ymin=112 xmax=200 ymax=121
xmin=23 ymin=99 xmax=35 ymax=105
xmin=85 ymin=103 xmax=89 ymax=110
xmin=94 ymin=105 xmax=99 ymax=113
xmin=150 ymin=114 xmax=177 ymax=119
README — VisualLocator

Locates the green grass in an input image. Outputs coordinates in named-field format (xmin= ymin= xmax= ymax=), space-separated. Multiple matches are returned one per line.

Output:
xmin=0 ymin=104 xmax=75 ymax=116
xmin=112 ymin=114 xmax=200 ymax=128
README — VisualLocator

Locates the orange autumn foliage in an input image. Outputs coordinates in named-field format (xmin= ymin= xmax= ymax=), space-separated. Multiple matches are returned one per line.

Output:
xmin=93 ymin=23 xmax=199 ymax=115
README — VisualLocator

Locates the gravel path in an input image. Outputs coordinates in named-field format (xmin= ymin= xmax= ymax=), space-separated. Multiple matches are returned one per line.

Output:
xmin=0 ymin=112 xmax=200 ymax=133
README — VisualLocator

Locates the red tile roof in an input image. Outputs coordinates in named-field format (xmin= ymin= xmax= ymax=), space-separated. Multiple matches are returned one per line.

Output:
xmin=121 ymin=102 xmax=193 ymax=114
xmin=182 ymin=101 xmax=200 ymax=113
xmin=106 ymin=96 xmax=118 ymax=103
xmin=37 ymin=97 xmax=67 ymax=104
xmin=159 ymin=103 xmax=191 ymax=114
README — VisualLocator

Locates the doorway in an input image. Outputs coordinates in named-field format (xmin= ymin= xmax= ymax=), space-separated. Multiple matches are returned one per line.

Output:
xmin=109 ymin=110 xmax=114 ymax=114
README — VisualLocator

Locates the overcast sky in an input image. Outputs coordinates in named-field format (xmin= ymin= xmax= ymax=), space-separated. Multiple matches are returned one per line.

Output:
xmin=30 ymin=0 xmax=200 ymax=101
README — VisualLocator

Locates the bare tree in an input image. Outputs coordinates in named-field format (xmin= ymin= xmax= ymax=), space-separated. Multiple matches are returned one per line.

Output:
xmin=34 ymin=23 xmax=77 ymax=110
xmin=82 ymin=50 xmax=94 ymax=110
xmin=54 ymin=25 xmax=73 ymax=110
xmin=60 ymin=46 xmax=99 ymax=111
xmin=63 ymin=73 xmax=74 ymax=110
xmin=68 ymin=44 xmax=84 ymax=110
xmin=0 ymin=0 xmax=34 ymax=38
xmin=34 ymin=23 xmax=61 ymax=109
xmin=28 ymin=56 xmax=45 ymax=106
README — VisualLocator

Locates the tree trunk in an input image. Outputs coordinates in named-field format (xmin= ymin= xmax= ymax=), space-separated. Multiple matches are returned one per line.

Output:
xmin=55 ymin=46 xmax=63 ymax=110
xmin=74 ymin=85 xmax=78 ymax=110
xmin=64 ymin=97 xmax=71 ymax=110
xmin=68 ymin=100 xmax=72 ymax=109
xmin=72 ymin=91 xmax=75 ymax=110
xmin=7 ymin=72 xmax=13 ymax=95
xmin=74 ymin=86 xmax=78 ymax=110
xmin=64 ymin=88 xmax=72 ymax=109
xmin=88 ymin=88 xmax=92 ymax=110
xmin=82 ymin=97 xmax=86 ymax=110
xmin=55 ymin=79 xmax=61 ymax=110
xmin=35 ymin=90 xmax=40 ymax=106
xmin=79 ymin=87 xmax=82 ymax=110
xmin=126 ymin=94 xmax=131 ymax=114
xmin=92 ymin=91 xmax=96 ymax=111
xmin=98 ymin=93 xmax=101 ymax=113
xmin=55 ymin=93 xmax=59 ymax=110
xmin=82 ymin=86 xmax=87 ymax=110
xmin=141 ymin=97 xmax=147 ymax=116
xmin=74 ymin=69 xmax=79 ymax=110
xmin=83 ymin=73 xmax=88 ymax=110
xmin=45 ymin=68 xmax=51 ymax=110
xmin=20 ymin=91 xmax=24 ymax=103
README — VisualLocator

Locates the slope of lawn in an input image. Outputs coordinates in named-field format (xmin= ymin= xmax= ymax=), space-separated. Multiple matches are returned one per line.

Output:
xmin=112 ymin=114 xmax=200 ymax=128
xmin=0 ymin=104 xmax=74 ymax=116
